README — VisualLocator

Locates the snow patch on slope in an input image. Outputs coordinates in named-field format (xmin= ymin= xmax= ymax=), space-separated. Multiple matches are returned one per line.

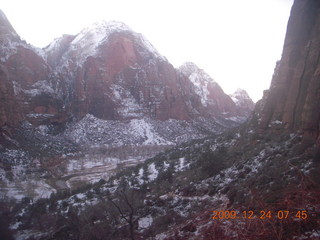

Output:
xmin=139 ymin=215 xmax=153 ymax=229
xmin=189 ymin=72 xmax=210 ymax=106
xmin=111 ymin=84 xmax=144 ymax=118
xmin=179 ymin=62 xmax=216 ymax=107
xmin=148 ymin=163 xmax=158 ymax=181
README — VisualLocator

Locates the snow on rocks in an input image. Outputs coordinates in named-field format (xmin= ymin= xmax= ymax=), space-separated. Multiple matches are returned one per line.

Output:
xmin=179 ymin=62 xmax=216 ymax=107
xmin=70 ymin=21 xmax=132 ymax=65
xmin=65 ymin=114 xmax=217 ymax=147
xmin=230 ymin=88 xmax=252 ymax=106
xmin=148 ymin=163 xmax=158 ymax=181
xmin=44 ymin=20 xmax=165 ymax=70
xmin=23 ymin=80 xmax=55 ymax=97
xmin=139 ymin=215 xmax=153 ymax=229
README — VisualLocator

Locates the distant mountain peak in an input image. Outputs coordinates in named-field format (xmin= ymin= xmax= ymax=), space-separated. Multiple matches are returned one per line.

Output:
xmin=229 ymin=88 xmax=255 ymax=115
xmin=44 ymin=20 xmax=165 ymax=69
xmin=0 ymin=9 xmax=19 ymax=41
xmin=179 ymin=62 xmax=200 ymax=75
xmin=231 ymin=88 xmax=252 ymax=101
xmin=234 ymin=88 xmax=247 ymax=93
xmin=91 ymin=20 xmax=132 ymax=32
xmin=179 ymin=62 xmax=203 ymax=76
xmin=179 ymin=62 xmax=216 ymax=83
xmin=73 ymin=20 xmax=133 ymax=45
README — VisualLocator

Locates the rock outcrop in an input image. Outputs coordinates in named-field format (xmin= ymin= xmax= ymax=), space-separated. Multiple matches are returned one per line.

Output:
xmin=179 ymin=62 xmax=239 ymax=118
xmin=0 ymin=10 xmax=68 ymax=129
xmin=230 ymin=88 xmax=255 ymax=117
xmin=257 ymin=0 xmax=320 ymax=144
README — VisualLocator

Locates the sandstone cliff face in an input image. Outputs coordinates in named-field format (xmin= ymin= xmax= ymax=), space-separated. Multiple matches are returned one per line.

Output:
xmin=0 ymin=10 xmax=69 ymax=129
xmin=0 ymin=39 xmax=66 ymax=127
xmin=258 ymin=0 xmax=320 ymax=143
xmin=0 ymin=64 xmax=20 ymax=129
xmin=179 ymin=62 xmax=238 ymax=118
xmin=49 ymin=26 xmax=194 ymax=120
xmin=47 ymin=22 xmax=244 ymax=121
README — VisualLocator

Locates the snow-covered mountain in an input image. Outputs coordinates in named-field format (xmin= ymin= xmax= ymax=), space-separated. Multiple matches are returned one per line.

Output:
xmin=1 ymin=11 xmax=253 ymax=128
xmin=44 ymin=21 xmax=165 ymax=71
xmin=179 ymin=62 xmax=236 ymax=112
xmin=42 ymin=20 xmax=251 ymax=123
xmin=0 ymin=9 xmax=254 ymax=201
xmin=230 ymin=88 xmax=255 ymax=116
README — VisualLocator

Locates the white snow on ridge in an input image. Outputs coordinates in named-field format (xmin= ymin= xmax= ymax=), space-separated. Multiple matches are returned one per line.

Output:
xmin=70 ymin=21 xmax=132 ymax=65
xmin=230 ymin=88 xmax=252 ymax=106
xmin=46 ymin=20 xmax=165 ymax=69
xmin=136 ymin=32 xmax=165 ymax=61
xmin=189 ymin=72 xmax=210 ymax=106
xmin=179 ymin=62 xmax=216 ymax=107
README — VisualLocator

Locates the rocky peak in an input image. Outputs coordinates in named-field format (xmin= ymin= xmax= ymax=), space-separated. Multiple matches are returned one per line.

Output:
xmin=230 ymin=88 xmax=254 ymax=106
xmin=179 ymin=62 xmax=216 ymax=83
xmin=45 ymin=20 xmax=164 ymax=71
xmin=178 ymin=62 xmax=216 ymax=106
xmin=65 ymin=21 xmax=133 ymax=65
xmin=179 ymin=62 xmax=202 ymax=76
xmin=0 ymin=9 xmax=24 ymax=63
xmin=230 ymin=88 xmax=255 ymax=117
xmin=178 ymin=62 xmax=240 ymax=117
xmin=0 ymin=9 xmax=19 ymax=42
xmin=44 ymin=34 xmax=75 ymax=68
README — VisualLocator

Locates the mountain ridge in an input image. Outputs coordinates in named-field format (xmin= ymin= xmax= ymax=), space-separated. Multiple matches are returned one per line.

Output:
xmin=0 ymin=12 xmax=253 ymax=128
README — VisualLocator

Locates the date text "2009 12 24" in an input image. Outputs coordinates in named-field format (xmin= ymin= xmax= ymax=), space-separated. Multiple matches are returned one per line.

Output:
xmin=212 ymin=210 xmax=308 ymax=220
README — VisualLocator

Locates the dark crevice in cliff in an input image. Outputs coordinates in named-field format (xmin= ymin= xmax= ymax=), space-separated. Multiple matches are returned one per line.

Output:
xmin=292 ymin=40 xmax=312 ymax=130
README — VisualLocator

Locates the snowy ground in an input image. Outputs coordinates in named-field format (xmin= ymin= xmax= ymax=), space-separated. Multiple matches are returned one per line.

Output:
xmin=64 ymin=114 xmax=219 ymax=146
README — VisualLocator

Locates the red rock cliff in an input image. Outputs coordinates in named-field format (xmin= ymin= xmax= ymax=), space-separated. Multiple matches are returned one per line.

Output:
xmin=258 ymin=0 xmax=320 ymax=143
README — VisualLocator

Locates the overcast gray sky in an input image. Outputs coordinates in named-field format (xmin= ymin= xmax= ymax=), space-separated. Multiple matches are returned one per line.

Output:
xmin=1 ymin=0 xmax=294 ymax=102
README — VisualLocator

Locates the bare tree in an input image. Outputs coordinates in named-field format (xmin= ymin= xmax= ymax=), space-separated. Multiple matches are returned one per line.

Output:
xmin=107 ymin=190 xmax=136 ymax=240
